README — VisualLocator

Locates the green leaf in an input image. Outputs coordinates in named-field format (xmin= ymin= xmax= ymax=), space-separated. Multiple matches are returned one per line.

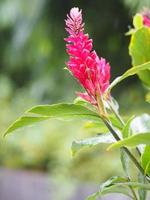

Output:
xmin=122 ymin=115 xmax=135 ymax=138
xmin=28 ymin=103 xmax=98 ymax=118
xmin=109 ymin=115 xmax=123 ymax=130
xmin=141 ymin=146 xmax=150 ymax=176
xmin=107 ymin=61 xmax=150 ymax=91
xmin=116 ymin=182 xmax=150 ymax=191
xmin=83 ymin=121 xmax=108 ymax=133
xmin=108 ymin=133 xmax=150 ymax=150
xmin=87 ymin=176 xmax=132 ymax=199
xmin=133 ymin=14 xmax=143 ymax=29
xmin=129 ymin=27 xmax=150 ymax=87
xmin=146 ymin=92 xmax=150 ymax=103
xmin=4 ymin=116 xmax=49 ymax=136
xmin=87 ymin=177 xmax=150 ymax=200
xmin=71 ymin=134 xmax=114 ymax=156
xmin=4 ymin=103 xmax=101 ymax=136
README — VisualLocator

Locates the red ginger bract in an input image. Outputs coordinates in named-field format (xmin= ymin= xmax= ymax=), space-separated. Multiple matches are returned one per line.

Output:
xmin=65 ymin=7 xmax=110 ymax=105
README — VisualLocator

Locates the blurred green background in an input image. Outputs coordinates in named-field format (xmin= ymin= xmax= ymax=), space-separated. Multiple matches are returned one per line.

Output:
xmin=0 ymin=0 xmax=150 ymax=191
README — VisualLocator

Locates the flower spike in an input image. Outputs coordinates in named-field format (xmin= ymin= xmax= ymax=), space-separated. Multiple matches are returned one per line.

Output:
xmin=65 ymin=7 xmax=111 ymax=109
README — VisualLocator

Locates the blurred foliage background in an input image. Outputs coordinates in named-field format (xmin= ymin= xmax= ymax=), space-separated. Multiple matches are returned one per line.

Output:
xmin=0 ymin=0 xmax=150 ymax=195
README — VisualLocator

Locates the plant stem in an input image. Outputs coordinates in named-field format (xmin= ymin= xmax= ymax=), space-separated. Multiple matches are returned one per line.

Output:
xmin=108 ymin=101 xmax=125 ymax=126
xmin=96 ymin=96 xmax=148 ymax=180
xmin=102 ymin=119 xmax=145 ymax=177
xmin=128 ymin=182 xmax=138 ymax=200
xmin=108 ymin=101 xmax=141 ymax=157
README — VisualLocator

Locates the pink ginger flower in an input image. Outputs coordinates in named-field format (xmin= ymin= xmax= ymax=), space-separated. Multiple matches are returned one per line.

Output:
xmin=65 ymin=7 xmax=110 ymax=105
xmin=142 ymin=8 xmax=150 ymax=27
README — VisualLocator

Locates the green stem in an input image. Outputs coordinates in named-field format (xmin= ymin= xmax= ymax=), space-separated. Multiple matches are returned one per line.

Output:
xmin=103 ymin=119 xmax=145 ymax=176
xmin=108 ymin=101 xmax=141 ymax=157
xmin=108 ymin=101 xmax=125 ymax=126
xmin=128 ymin=182 xmax=138 ymax=200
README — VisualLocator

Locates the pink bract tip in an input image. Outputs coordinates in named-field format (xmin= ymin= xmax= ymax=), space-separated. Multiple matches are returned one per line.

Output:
xmin=65 ymin=7 xmax=84 ymax=35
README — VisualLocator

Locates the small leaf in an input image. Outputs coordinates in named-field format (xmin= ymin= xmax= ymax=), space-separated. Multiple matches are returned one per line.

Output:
xmin=141 ymin=146 xmax=150 ymax=176
xmin=146 ymin=92 xmax=150 ymax=103
xmin=71 ymin=134 xmax=115 ymax=156
xmin=109 ymin=115 xmax=123 ymax=130
xmin=122 ymin=115 xmax=135 ymax=138
xmin=4 ymin=103 xmax=101 ymax=136
xmin=108 ymin=133 xmax=150 ymax=150
xmin=87 ymin=177 xmax=132 ymax=199
xmin=107 ymin=61 xmax=150 ymax=91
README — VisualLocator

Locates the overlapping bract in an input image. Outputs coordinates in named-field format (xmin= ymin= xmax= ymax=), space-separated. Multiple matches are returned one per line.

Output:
xmin=65 ymin=7 xmax=110 ymax=105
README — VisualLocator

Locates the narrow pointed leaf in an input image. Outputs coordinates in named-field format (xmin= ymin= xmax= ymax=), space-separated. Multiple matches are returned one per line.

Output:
xmin=108 ymin=133 xmax=150 ymax=150
xmin=122 ymin=115 xmax=135 ymax=138
xmin=108 ymin=61 xmax=150 ymax=91
xmin=87 ymin=177 xmax=132 ymax=199
xmin=4 ymin=103 xmax=102 ymax=136
xmin=4 ymin=116 xmax=49 ymax=136
xmin=141 ymin=146 xmax=150 ymax=176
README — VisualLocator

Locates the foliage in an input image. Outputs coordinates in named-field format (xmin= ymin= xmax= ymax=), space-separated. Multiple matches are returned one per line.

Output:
xmin=1 ymin=1 xmax=150 ymax=200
